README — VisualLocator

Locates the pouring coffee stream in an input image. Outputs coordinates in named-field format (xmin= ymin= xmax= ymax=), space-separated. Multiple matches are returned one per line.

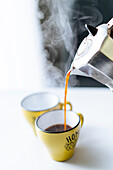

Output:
xmin=64 ymin=18 xmax=113 ymax=130
xmin=64 ymin=70 xmax=71 ymax=131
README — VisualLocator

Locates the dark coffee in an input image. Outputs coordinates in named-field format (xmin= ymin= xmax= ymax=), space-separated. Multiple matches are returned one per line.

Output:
xmin=45 ymin=124 xmax=72 ymax=132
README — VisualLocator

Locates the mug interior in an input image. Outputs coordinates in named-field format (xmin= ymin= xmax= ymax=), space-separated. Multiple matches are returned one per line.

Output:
xmin=36 ymin=110 xmax=80 ymax=132
xmin=21 ymin=92 xmax=59 ymax=111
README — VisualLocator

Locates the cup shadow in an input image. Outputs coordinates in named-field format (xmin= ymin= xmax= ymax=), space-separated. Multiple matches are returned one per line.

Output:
xmin=66 ymin=145 xmax=104 ymax=169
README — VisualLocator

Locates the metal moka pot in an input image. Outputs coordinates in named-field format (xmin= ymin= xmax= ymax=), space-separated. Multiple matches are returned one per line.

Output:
xmin=71 ymin=18 xmax=113 ymax=90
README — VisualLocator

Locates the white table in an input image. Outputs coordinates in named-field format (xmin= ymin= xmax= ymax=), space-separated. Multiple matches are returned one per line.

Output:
xmin=0 ymin=88 xmax=113 ymax=170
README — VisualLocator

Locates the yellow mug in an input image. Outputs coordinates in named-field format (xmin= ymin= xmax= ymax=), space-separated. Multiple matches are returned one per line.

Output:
xmin=21 ymin=92 xmax=72 ymax=135
xmin=35 ymin=110 xmax=84 ymax=161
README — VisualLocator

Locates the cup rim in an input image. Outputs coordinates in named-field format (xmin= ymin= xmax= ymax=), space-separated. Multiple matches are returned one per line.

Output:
xmin=21 ymin=92 xmax=60 ymax=112
xmin=35 ymin=110 xmax=80 ymax=134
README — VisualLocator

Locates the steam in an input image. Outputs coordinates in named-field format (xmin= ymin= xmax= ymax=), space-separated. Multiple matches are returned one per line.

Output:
xmin=73 ymin=6 xmax=103 ymax=34
xmin=37 ymin=0 xmax=103 ymax=87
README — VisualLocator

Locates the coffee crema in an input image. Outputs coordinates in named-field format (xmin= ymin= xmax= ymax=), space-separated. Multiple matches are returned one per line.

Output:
xmin=45 ymin=124 xmax=72 ymax=132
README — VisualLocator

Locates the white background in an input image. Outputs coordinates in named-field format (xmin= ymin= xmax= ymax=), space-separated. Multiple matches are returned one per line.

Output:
xmin=0 ymin=0 xmax=46 ymax=91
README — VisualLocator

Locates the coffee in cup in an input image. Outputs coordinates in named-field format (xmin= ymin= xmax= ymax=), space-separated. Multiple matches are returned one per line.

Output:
xmin=35 ymin=110 xmax=83 ymax=161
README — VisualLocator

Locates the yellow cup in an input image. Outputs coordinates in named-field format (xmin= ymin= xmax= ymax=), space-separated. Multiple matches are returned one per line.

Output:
xmin=21 ymin=92 xmax=72 ymax=135
xmin=35 ymin=110 xmax=84 ymax=161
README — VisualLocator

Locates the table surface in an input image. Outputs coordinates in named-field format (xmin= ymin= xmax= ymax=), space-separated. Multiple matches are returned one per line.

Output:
xmin=0 ymin=87 xmax=113 ymax=170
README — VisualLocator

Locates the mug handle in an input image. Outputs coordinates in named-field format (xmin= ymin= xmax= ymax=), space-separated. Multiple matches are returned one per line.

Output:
xmin=77 ymin=113 xmax=84 ymax=127
xmin=60 ymin=101 xmax=72 ymax=111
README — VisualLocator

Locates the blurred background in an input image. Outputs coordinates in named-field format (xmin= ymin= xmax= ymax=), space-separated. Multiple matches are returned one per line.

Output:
xmin=0 ymin=0 xmax=113 ymax=91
